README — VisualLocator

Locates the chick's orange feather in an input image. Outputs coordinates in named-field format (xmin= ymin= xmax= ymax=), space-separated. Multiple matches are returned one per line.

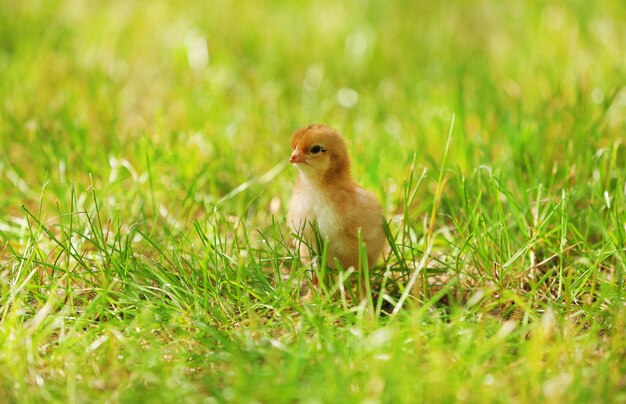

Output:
xmin=287 ymin=124 xmax=385 ymax=270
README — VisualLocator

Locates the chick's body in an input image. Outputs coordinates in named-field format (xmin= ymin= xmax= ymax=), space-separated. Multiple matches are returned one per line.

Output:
xmin=287 ymin=124 xmax=385 ymax=270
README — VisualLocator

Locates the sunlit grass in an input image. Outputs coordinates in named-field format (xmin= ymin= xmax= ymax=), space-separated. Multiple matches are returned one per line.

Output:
xmin=1 ymin=0 xmax=625 ymax=402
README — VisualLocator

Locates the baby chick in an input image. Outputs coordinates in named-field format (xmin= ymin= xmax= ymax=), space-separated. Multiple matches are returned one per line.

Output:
xmin=287 ymin=124 xmax=385 ymax=276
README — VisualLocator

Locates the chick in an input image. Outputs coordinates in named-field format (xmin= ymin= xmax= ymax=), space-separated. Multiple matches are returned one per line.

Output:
xmin=287 ymin=124 xmax=385 ymax=276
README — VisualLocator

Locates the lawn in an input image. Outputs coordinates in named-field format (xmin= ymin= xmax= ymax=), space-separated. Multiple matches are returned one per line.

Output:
xmin=1 ymin=0 xmax=625 ymax=402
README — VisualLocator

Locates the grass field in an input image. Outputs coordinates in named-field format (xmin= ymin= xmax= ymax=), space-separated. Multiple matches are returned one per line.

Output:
xmin=1 ymin=0 xmax=625 ymax=402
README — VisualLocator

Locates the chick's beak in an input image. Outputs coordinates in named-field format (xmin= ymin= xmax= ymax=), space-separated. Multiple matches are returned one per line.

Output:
xmin=289 ymin=147 xmax=306 ymax=164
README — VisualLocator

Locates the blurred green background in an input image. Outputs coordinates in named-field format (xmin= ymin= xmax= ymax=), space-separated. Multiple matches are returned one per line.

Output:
xmin=1 ymin=0 xmax=624 ymax=222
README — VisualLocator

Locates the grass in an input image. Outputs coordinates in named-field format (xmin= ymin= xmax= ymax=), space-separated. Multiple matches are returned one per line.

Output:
xmin=1 ymin=0 xmax=625 ymax=402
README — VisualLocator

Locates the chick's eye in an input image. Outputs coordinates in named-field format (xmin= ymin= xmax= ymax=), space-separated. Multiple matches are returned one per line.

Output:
xmin=310 ymin=145 xmax=325 ymax=154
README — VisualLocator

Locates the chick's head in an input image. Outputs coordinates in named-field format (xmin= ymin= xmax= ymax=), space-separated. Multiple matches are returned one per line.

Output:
xmin=289 ymin=124 xmax=351 ymax=182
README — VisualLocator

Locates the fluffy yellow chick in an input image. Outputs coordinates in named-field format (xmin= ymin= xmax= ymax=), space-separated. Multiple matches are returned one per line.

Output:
xmin=287 ymin=124 xmax=385 ymax=274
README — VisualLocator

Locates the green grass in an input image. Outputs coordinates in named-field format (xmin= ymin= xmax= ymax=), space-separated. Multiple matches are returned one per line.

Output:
xmin=1 ymin=0 xmax=625 ymax=402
